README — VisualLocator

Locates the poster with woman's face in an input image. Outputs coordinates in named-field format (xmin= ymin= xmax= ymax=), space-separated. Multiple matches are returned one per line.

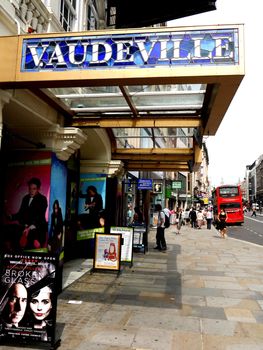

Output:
xmin=48 ymin=153 xmax=67 ymax=230
xmin=0 ymin=253 xmax=57 ymax=344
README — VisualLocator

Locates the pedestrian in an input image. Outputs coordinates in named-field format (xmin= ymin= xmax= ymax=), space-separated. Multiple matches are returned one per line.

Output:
xmin=197 ymin=209 xmax=204 ymax=229
xmin=163 ymin=207 xmax=171 ymax=219
xmin=132 ymin=206 xmax=143 ymax=225
xmin=176 ymin=208 xmax=183 ymax=234
xmin=206 ymin=208 xmax=213 ymax=229
xmin=182 ymin=208 xmax=190 ymax=226
xmin=127 ymin=205 xmax=133 ymax=225
xmin=154 ymin=204 xmax=167 ymax=251
xmin=189 ymin=208 xmax=197 ymax=228
xmin=218 ymin=208 xmax=228 ymax=238
xmin=251 ymin=207 xmax=257 ymax=217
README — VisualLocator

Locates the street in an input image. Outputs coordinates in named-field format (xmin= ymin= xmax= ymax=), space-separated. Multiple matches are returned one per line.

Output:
xmin=226 ymin=212 xmax=263 ymax=246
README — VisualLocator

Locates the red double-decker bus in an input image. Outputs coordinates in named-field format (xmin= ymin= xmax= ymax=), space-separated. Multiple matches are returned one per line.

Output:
xmin=212 ymin=185 xmax=244 ymax=225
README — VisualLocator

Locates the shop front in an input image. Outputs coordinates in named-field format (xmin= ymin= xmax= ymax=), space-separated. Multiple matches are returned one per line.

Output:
xmin=0 ymin=24 xmax=245 ymax=259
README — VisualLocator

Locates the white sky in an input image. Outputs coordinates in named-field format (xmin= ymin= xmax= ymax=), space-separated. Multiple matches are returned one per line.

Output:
xmin=169 ymin=0 xmax=263 ymax=187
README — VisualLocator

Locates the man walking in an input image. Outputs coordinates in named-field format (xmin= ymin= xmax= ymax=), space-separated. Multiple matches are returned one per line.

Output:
xmin=189 ymin=207 xmax=197 ymax=228
xmin=154 ymin=204 xmax=167 ymax=251
xmin=251 ymin=207 xmax=257 ymax=217
xmin=206 ymin=208 xmax=213 ymax=229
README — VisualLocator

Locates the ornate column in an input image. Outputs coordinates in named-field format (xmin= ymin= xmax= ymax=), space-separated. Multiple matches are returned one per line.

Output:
xmin=15 ymin=0 xmax=49 ymax=33
xmin=36 ymin=15 xmax=44 ymax=32
xmin=31 ymin=9 xmax=40 ymax=31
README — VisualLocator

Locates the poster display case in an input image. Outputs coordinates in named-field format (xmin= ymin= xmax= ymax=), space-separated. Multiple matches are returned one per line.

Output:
xmin=93 ymin=233 xmax=122 ymax=272
xmin=110 ymin=227 xmax=133 ymax=266
xmin=0 ymin=252 xmax=60 ymax=349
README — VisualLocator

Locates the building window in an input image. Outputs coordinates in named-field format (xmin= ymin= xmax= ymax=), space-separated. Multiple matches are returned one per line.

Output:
xmin=87 ymin=0 xmax=99 ymax=30
xmin=60 ymin=0 xmax=76 ymax=31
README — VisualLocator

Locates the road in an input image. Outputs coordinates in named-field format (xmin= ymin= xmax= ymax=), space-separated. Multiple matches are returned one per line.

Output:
xmin=226 ymin=212 xmax=263 ymax=246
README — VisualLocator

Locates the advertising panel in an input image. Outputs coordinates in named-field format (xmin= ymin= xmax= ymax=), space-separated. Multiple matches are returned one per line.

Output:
xmin=48 ymin=153 xmax=67 ymax=257
xmin=1 ymin=151 xmax=67 ymax=260
xmin=93 ymin=233 xmax=121 ymax=271
xmin=0 ymin=252 xmax=58 ymax=345
xmin=78 ymin=174 xmax=106 ymax=230
xmin=1 ymin=151 xmax=51 ymax=253
xmin=110 ymin=227 xmax=133 ymax=264
xmin=153 ymin=183 xmax=162 ymax=193
xmin=133 ymin=226 xmax=146 ymax=252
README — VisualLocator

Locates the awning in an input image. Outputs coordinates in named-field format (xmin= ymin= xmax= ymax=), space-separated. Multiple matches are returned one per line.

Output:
xmin=49 ymin=83 xmax=204 ymax=171
xmin=0 ymin=24 xmax=244 ymax=173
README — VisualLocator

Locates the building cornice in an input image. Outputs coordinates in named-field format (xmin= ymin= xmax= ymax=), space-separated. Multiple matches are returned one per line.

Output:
xmin=80 ymin=160 xmax=124 ymax=177
xmin=39 ymin=125 xmax=87 ymax=161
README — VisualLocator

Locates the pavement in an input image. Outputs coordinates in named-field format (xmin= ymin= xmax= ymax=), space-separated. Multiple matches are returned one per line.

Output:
xmin=3 ymin=223 xmax=263 ymax=350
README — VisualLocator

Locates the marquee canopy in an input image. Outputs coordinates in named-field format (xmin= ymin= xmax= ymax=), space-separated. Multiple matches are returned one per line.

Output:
xmin=0 ymin=24 xmax=245 ymax=172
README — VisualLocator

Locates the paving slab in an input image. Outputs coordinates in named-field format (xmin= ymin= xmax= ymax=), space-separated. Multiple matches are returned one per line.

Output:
xmin=2 ymin=224 xmax=263 ymax=350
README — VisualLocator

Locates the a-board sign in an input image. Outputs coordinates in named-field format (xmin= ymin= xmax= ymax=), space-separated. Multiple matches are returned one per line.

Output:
xmin=0 ymin=252 xmax=59 ymax=346
xmin=93 ymin=233 xmax=121 ymax=271
xmin=133 ymin=226 xmax=146 ymax=249
xmin=110 ymin=227 xmax=133 ymax=264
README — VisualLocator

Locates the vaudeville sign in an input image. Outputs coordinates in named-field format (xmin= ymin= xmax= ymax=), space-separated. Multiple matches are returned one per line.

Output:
xmin=21 ymin=28 xmax=239 ymax=72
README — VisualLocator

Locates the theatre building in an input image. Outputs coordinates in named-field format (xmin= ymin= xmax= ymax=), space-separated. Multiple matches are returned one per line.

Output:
xmin=0 ymin=1 xmax=244 ymax=260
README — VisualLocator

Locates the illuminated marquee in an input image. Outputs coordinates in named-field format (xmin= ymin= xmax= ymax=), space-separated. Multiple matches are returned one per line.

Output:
xmin=21 ymin=28 xmax=239 ymax=72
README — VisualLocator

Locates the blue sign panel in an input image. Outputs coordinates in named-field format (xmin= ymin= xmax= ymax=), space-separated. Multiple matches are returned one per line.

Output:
xmin=138 ymin=179 xmax=153 ymax=190
xmin=21 ymin=28 xmax=239 ymax=72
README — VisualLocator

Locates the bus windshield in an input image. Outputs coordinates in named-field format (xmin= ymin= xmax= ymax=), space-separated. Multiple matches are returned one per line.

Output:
xmin=219 ymin=187 xmax=239 ymax=198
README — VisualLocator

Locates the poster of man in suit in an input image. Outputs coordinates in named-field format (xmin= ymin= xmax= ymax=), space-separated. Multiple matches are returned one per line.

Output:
xmin=1 ymin=152 xmax=51 ymax=253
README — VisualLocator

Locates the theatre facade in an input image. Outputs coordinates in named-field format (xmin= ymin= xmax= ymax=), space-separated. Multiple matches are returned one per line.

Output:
xmin=0 ymin=24 xmax=244 ymax=259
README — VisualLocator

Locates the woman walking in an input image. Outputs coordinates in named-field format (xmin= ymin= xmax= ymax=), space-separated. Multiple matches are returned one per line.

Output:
xmin=176 ymin=208 xmax=183 ymax=234
xmin=197 ymin=210 xmax=204 ymax=229
xmin=218 ymin=208 xmax=228 ymax=238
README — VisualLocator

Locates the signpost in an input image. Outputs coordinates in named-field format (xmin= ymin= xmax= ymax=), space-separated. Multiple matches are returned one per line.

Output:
xmin=172 ymin=180 xmax=182 ymax=207
xmin=137 ymin=179 xmax=153 ymax=190
xmin=172 ymin=181 xmax=182 ymax=189
xmin=132 ymin=225 xmax=147 ymax=253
